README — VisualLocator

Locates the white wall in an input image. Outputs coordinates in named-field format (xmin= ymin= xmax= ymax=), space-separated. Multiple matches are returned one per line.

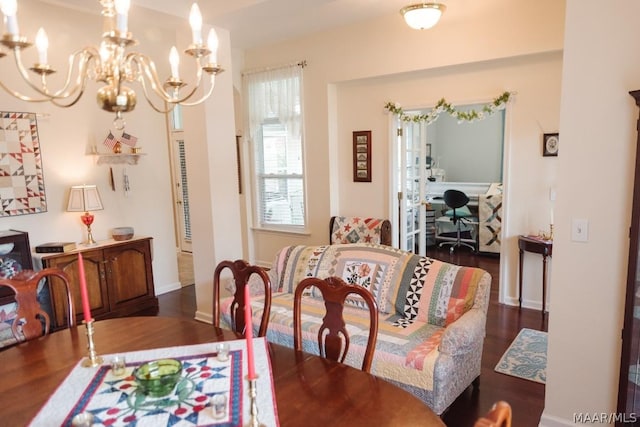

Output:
xmin=182 ymin=28 xmax=243 ymax=323
xmin=240 ymin=0 xmax=564 ymax=313
xmin=0 ymin=1 xmax=238 ymax=302
xmin=541 ymin=1 xmax=640 ymax=424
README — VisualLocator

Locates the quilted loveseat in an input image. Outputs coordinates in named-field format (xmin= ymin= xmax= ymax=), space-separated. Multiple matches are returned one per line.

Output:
xmin=220 ymin=243 xmax=491 ymax=415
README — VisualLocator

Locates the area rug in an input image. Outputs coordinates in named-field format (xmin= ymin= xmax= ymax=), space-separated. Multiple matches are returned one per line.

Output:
xmin=494 ymin=328 xmax=547 ymax=384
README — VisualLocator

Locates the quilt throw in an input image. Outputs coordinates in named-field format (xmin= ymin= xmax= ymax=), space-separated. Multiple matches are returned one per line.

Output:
xmin=0 ymin=112 xmax=47 ymax=216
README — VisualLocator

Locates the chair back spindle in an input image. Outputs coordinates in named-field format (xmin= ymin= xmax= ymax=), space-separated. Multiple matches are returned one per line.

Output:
xmin=0 ymin=268 xmax=75 ymax=344
xmin=213 ymin=260 xmax=272 ymax=337
xmin=293 ymin=276 xmax=378 ymax=372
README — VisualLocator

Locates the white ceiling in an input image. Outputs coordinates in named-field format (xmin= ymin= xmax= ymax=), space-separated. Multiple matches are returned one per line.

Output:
xmin=41 ymin=0 xmax=430 ymax=49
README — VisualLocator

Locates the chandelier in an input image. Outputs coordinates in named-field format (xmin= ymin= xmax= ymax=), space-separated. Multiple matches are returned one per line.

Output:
xmin=400 ymin=2 xmax=446 ymax=30
xmin=0 ymin=0 xmax=223 ymax=129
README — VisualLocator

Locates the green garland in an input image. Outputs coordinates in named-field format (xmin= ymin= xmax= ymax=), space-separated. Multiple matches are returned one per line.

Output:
xmin=384 ymin=91 xmax=513 ymax=124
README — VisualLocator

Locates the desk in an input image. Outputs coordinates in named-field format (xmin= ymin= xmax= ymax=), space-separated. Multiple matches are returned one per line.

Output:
xmin=518 ymin=235 xmax=553 ymax=315
xmin=0 ymin=316 xmax=443 ymax=427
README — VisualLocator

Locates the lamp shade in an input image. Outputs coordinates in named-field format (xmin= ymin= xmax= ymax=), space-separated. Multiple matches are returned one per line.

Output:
xmin=400 ymin=3 xmax=446 ymax=30
xmin=67 ymin=185 xmax=104 ymax=212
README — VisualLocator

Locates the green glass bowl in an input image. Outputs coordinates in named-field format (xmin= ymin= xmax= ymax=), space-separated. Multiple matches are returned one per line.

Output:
xmin=132 ymin=358 xmax=183 ymax=397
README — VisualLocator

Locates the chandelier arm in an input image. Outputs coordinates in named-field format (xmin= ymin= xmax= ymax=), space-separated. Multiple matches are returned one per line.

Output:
xmin=166 ymin=62 xmax=206 ymax=104
xmin=0 ymin=79 xmax=55 ymax=102
xmin=132 ymin=55 xmax=174 ymax=102
xmin=176 ymin=75 xmax=216 ymax=106
xmin=11 ymin=48 xmax=96 ymax=101
xmin=134 ymin=53 xmax=207 ymax=105
xmin=140 ymin=87 xmax=176 ymax=113
xmin=47 ymin=79 xmax=90 ymax=108
xmin=127 ymin=55 xmax=176 ymax=113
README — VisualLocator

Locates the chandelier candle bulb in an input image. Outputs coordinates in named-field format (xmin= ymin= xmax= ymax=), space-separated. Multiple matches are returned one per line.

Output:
xmin=244 ymin=285 xmax=256 ymax=380
xmin=114 ymin=0 xmax=130 ymax=34
xmin=169 ymin=46 xmax=180 ymax=79
xmin=207 ymin=29 xmax=219 ymax=64
xmin=189 ymin=3 xmax=203 ymax=45
xmin=1 ymin=0 xmax=19 ymax=35
xmin=35 ymin=28 xmax=48 ymax=64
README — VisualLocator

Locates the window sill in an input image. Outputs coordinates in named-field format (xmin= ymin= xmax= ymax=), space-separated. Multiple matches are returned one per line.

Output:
xmin=251 ymin=226 xmax=311 ymax=236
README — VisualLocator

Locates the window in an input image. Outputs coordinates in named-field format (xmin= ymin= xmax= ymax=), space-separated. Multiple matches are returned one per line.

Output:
xmin=244 ymin=65 xmax=305 ymax=228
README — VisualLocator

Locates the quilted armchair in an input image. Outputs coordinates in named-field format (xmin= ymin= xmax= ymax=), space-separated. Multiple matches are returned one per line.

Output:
xmin=329 ymin=216 xmax=392 ymax=246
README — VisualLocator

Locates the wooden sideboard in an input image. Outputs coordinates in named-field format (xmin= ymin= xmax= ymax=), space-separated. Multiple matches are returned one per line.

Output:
xmin=36 ymin=237 xmax=158 ymax=329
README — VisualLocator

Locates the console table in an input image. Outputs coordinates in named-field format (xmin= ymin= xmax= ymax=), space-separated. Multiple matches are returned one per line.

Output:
xmin=518 ymin=235 xmax=553 ymax=315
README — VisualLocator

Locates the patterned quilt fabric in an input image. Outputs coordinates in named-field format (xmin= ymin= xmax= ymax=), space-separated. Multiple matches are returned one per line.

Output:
xmin=330 ymin=216 xmax=386 ymax=244
xmin=255 ymin=244 xmax=486 ymax=391
xmin=271 ymin=244 xmax=481 ymax=326
xmin=221 ymin=292 xmax=445 ymax=391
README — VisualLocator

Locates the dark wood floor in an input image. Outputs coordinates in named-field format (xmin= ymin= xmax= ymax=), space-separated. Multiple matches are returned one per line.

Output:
xmin=157 ymin=245 xmax=547 ymax=427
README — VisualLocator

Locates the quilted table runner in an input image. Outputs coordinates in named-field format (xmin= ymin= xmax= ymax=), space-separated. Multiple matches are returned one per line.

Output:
xmin=30 ymin=338 xmax=279 ymax=427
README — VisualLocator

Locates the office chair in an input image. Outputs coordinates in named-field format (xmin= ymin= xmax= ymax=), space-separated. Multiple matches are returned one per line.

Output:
xmin=439 ymin=189 xmax=476 ymax=253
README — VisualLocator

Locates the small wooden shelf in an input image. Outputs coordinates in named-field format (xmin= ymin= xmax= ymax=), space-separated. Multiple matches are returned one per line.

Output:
xmin=95 ymin=153 xmax=146 ymax=165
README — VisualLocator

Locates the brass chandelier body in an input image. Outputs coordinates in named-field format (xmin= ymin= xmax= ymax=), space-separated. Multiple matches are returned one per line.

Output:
xmin=0 ymin=0 xmax=223 ymax=128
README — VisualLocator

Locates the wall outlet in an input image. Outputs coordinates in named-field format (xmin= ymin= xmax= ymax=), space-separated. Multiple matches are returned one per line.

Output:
xmin=572 ymin=218 xmax=589 ymax=242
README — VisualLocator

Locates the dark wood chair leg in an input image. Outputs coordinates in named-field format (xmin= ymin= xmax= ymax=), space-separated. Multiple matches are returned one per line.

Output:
xmin=472 ymin=376 xmax=481 ymax=389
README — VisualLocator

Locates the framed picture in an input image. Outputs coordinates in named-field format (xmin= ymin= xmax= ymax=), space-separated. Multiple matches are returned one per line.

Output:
xmin=353 ymin=131 xmax=371 ymax=182
xmin=543 ymin=133 xmax=559 ymax=157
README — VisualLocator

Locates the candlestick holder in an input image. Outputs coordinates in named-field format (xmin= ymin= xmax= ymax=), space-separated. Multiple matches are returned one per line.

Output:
xmin=245 ymin=376 xmax=265 ymax=427
xmin=81 ymin=320 xmax=104 ymax=367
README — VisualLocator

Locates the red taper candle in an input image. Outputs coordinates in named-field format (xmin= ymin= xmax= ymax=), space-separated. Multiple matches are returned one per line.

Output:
xmin=77 ymin=253 xmax=93 ymax=323
xmin=244 ymin=285 xmax=256 ymax=380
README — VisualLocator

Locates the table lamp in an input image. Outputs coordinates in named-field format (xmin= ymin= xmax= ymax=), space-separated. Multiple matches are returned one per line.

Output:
xmin=67 ymin=185 xmax=104 ymax=245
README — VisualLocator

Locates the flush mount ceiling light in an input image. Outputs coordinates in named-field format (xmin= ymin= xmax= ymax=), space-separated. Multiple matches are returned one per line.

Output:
xmin=400 ymin=2 xmax=446 ymax=30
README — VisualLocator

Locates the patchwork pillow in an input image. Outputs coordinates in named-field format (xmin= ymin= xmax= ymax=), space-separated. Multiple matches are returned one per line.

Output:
xmin=338 ymin=260 xmax=379 ymax=310
xmin=272 ymin=245 xmax=332 ymax=293
xmin=415 ymin=260 xmax=482 ymax=327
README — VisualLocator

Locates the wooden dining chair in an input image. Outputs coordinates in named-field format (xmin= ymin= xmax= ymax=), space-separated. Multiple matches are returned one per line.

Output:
xmin=0 ymin=268 xmax=75 ymax=344
xmin=474 ymin=401 xmax=512 ymax=427
xmin=213 ymin=259 xmax=272 ymax=337
xmin=293 ymin=276 xmax=379 ymax=372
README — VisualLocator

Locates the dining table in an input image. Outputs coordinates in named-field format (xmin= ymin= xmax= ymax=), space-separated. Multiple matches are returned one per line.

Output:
xmin=0 ymin=316 xmax=444 ymax=426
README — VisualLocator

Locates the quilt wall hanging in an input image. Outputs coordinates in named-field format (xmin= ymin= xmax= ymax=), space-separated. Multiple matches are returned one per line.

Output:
xmin=0 ymin=112 xmax=47 ymax=216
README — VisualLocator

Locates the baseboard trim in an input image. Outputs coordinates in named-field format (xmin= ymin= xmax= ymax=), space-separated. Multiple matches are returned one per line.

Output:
xmin=155 ymin=281 xmax=182 ymax=296
xmin=195 ymin=310 xmax=213 ymax=325
xmin=539 ymin=412 xmax=574 ymax=427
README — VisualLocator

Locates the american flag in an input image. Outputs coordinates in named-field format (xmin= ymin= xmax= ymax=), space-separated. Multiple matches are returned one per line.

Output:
xmin=103 ymin=131 xmax=117 ymax=150
xmin=120 ymin=132 xmax=138 ymax=147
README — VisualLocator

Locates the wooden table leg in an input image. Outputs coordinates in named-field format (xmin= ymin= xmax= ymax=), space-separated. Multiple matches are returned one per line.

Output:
xmin=519 ymin=248 xmax=524 ymax=308
xmin=542 ymin=255 xmax=548 ymax=315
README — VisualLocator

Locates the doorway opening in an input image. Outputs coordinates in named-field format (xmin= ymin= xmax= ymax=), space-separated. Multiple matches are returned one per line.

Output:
xmin=168 ymin=106 xmax=194 ymax=287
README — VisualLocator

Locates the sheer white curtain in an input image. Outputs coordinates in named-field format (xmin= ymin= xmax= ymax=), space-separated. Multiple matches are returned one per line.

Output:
xmin=244 ymin=65 xmax=302 ymax=141
xmin=243 ymin=64 xmax=305 ymax=227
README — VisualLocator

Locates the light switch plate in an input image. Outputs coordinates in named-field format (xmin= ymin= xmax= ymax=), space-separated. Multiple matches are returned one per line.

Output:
xmin=572 ymin=218 xmax=589 ymax=242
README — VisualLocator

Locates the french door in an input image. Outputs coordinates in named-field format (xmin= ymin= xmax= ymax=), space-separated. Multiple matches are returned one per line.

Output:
xmin=391 ymin=117 xmax=428 ymax=255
